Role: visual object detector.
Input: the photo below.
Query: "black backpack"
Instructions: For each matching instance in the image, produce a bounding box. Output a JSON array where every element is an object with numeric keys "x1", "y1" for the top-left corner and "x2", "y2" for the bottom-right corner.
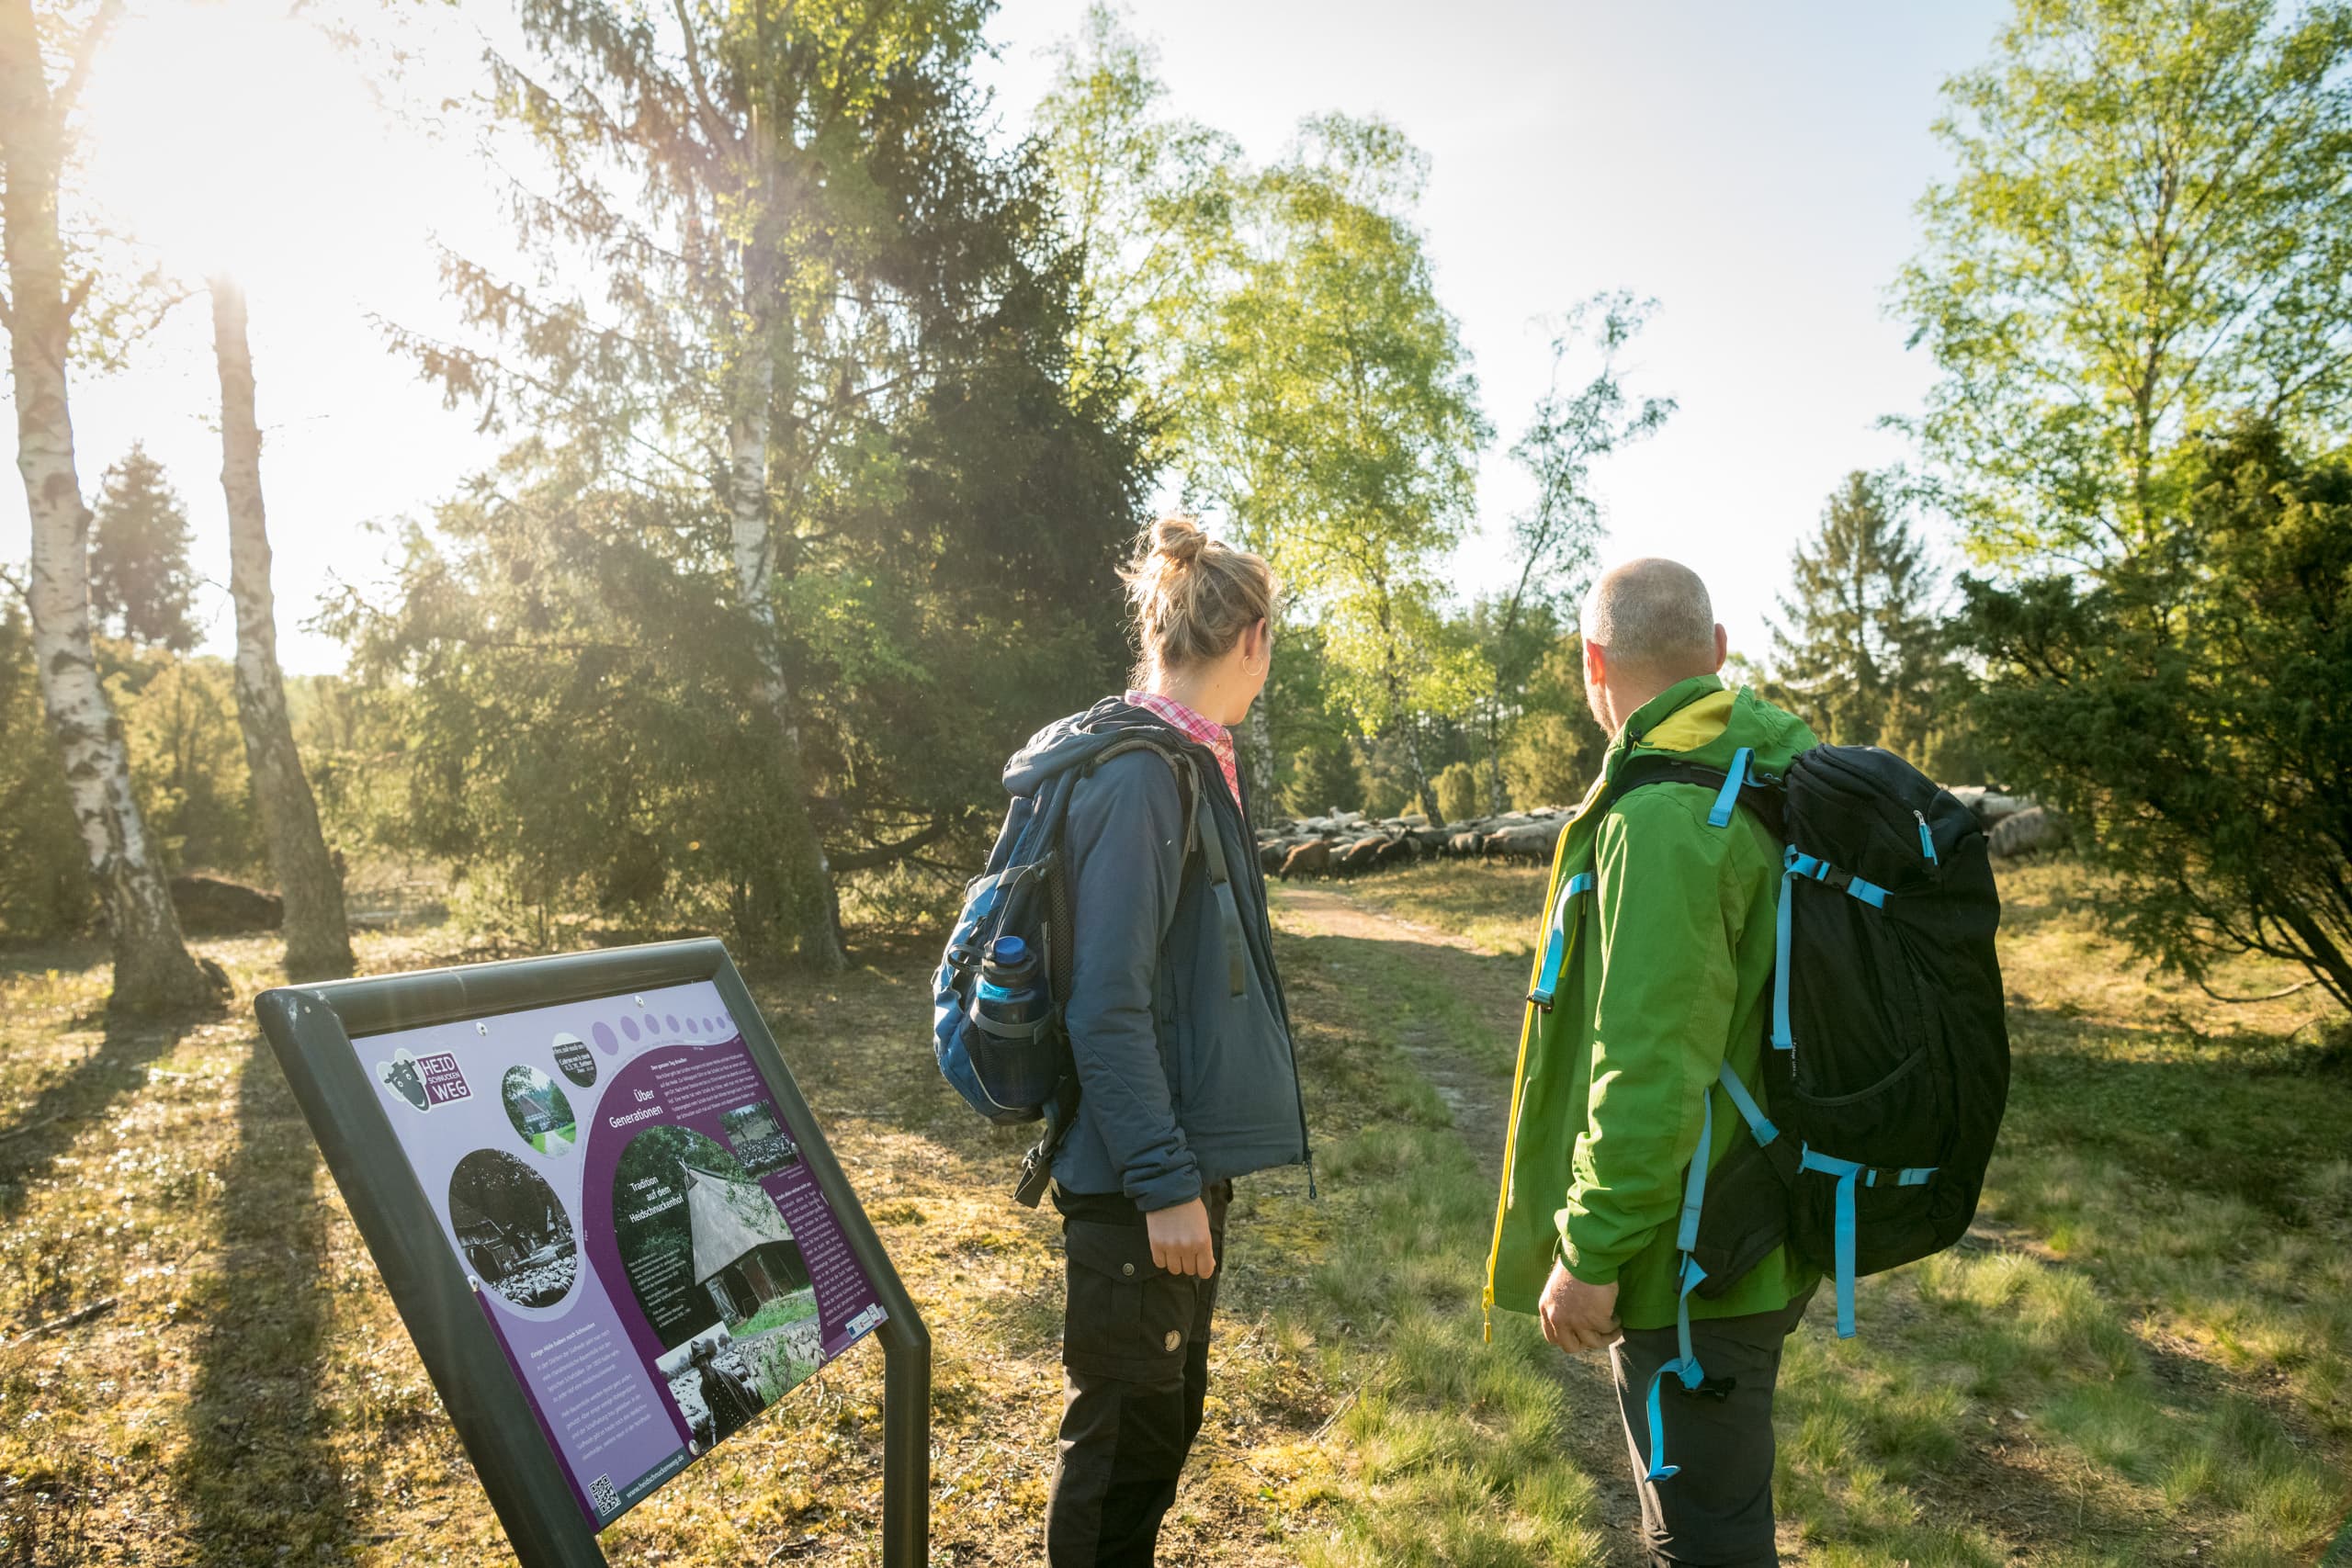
[{"x1": 1608, "y1": 743, "x2": 2009, "y2": 1478}]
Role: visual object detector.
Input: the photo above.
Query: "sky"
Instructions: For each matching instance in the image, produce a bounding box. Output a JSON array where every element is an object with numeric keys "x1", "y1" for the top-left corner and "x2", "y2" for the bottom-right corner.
[{"x1": 22, "y1": 0, "x2": 2011, "y2": 676}]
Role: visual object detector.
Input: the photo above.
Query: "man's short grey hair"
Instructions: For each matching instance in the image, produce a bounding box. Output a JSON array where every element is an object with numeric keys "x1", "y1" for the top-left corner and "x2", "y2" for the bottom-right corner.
[{"x1": 1581, "y1": 558, "x2": 1718, "y2": 677}]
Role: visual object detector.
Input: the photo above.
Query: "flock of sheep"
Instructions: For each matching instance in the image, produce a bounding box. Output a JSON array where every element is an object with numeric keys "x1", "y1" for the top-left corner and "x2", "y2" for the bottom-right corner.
[
  {"x1": 1256, "y1": 787, "x2": 2064, "y2": 882},
  {"x1": 1260, "y1": 807, "x2": 1572, "y2": 880}
]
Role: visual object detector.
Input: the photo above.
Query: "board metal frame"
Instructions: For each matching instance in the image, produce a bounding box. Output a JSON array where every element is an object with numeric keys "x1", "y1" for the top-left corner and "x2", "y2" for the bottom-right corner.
[{"x1": 254, "y1": 939, "x2": 930, "y2": 1567}]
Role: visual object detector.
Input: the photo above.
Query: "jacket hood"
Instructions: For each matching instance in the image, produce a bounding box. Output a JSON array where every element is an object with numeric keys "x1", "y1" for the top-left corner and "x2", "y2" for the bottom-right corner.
[
  {"x1": 1612, "y1": 676, "x2": 1816, "y2": 783},
  {"x1": 1002, "y1": 696, "x2": 1209, "y2": 798}
]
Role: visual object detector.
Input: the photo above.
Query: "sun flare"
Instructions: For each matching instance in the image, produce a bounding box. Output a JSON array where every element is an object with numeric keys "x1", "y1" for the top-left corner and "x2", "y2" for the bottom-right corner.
[{"x1": 78, "y1": 0, "x2": 429, "y2": 299}]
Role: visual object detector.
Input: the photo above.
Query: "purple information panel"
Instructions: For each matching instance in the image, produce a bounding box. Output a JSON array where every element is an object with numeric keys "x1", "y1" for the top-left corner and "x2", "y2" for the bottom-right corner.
[{"x1": 355, "y1": 979, "x2": 888, "y2": 1529}]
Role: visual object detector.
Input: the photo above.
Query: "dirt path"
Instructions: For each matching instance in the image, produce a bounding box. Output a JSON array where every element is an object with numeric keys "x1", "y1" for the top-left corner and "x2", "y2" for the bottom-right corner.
[
  {"x1": 1271, "y1": 882, "x2": 1654, "y2": 1563},
  {"x1": 1273, "y1": 885, "x2": 1514, "y2": 1149}
]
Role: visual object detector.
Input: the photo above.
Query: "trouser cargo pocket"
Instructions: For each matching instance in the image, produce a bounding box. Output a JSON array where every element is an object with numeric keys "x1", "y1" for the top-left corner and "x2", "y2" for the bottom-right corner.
[{"x1": 1061, "y1": 1220, "x2": 1201, "y2": 1391}]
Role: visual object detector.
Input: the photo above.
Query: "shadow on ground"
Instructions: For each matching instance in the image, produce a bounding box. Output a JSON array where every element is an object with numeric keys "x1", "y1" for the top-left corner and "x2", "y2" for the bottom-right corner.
[
  {"x1": 0, "y1": 1019, "x2": 191, "y2": 1234},
  {"x1": 171, "y1": 1043, "x2": 353, "y2": 1564}
]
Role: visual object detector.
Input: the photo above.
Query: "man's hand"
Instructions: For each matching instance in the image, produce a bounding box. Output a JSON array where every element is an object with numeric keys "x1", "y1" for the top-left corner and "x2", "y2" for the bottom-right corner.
[
  {"x1": 1538, "y1": 1261, "x2": 1620, "y2": 1354},
  {"x1": 1146, "y1": 1197, "x2": 1216, "y2": 1278}
]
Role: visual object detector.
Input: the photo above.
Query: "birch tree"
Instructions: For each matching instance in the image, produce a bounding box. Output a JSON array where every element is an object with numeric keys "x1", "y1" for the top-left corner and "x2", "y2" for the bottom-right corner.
[
  {"x1": 1185, "y1": 116, "x2": 1487, "y2": 806},
  {"x1": 209, "y1": 276, "x2": 353, "y2": 979},
  {"x1": 0, "y1": 0, "x2": 218, "y2": 1013},
  {"x1": 413, "y1": 0, "x2": 983, "y2": 969},
  {"x1": 1898, "y1": 0, "x2": 2352, "y2": 570}
]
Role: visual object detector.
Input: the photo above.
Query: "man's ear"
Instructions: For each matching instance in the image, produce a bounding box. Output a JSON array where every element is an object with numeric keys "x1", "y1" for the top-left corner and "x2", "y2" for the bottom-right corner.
[
  {"x1": 1711, "y1": 624, "x2": 1728, "y2": 672},
  {"x1": 1583, "y1": 637, "x2": 1607, "y2": 690}
]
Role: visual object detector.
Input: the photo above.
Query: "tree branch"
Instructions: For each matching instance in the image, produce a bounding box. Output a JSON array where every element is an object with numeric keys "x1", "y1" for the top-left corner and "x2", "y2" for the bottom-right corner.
[
  {"x1": 2193, "y1": 976, "x2": 2315, "y2": 1005},
  {"x1": 55, "y1": 0, "x2": 125, "y2": 124},
  {"x1": 826, "y1": 809, "x2": 978, "y2": 873},
  {"x1": 667, "y1": 0, "x2": 736, "y2": 153}
]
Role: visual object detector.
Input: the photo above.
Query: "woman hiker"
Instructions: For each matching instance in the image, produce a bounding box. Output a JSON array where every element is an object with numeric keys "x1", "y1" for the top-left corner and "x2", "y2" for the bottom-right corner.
[{"x1": 1005, "y1": 516, "x2": 1313, "y2": 1564}]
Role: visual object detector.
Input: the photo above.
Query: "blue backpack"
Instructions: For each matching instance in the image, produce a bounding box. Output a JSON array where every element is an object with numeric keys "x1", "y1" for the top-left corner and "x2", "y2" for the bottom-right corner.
[{"x1": 931, "y1": 706, "x2": 1245, "y2": 1206}]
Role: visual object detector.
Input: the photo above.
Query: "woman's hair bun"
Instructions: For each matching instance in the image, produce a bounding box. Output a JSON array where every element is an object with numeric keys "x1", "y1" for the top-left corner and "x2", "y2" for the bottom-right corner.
[
  {"x1": 1120, "y1": 514, "x2": 1276, "y2": 684},
  {"x1": 1152, "y1": 515, "x2": 1206, "y2": 567}
]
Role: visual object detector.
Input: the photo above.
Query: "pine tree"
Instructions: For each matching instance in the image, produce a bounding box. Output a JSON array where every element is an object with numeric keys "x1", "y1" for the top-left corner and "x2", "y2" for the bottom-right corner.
[
  {"x1": 1767, "y1": 470, "x2": 1947, "y2": 755},
  {"x1": 88, "y1": 445, "x2": 200, "y2": 651},
  {"x1": 1280, "y1": 742, "x2": 1357, "y2": 819}
]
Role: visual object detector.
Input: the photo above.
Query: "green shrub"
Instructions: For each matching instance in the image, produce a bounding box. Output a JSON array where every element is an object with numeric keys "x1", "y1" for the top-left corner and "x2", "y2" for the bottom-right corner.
[{"x1": 1433, "y1": 761, "x2": 1478, "y2": 826}]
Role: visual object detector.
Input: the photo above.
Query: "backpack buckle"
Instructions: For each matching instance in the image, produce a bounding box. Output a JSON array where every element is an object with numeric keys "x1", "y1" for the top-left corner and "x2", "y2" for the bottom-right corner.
[{"x1": 1013, "y1": 1142, "x2": 1053, "y2": 1209}]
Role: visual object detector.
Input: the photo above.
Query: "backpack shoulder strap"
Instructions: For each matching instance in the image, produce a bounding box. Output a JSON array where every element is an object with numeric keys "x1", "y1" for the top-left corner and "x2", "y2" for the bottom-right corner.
[
  {"x1": 1078, "y1": 737, "x2": 1247, "y2": 998},
  {"x1": 1611, "y1": 748, "x2": 1785, "y2": 840}
]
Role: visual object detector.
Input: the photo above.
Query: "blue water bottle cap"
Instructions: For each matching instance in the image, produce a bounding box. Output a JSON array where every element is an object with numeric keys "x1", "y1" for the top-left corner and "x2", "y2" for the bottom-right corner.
[{"x1": 989, "y1": 935, "x2": 1029, "y2": 964}]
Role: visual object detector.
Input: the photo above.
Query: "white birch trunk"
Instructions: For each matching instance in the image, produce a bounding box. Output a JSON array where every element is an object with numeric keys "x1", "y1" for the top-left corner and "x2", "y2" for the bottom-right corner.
[
  {"x1": 727, "y1": 219, "x2": 845, "y2": 971},
  {"x1": 211, "y1": 277, "x2": 353, "y2": 979},
  {"x1": 2, "y1": 0, "x2": 216, "y2": 1014}
]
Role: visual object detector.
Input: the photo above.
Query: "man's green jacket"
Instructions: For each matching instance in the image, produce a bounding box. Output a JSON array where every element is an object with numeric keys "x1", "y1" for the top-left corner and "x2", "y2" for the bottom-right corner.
[{"x1": 1486, "y1": 676, "x2": 1822, "y2": 1333}]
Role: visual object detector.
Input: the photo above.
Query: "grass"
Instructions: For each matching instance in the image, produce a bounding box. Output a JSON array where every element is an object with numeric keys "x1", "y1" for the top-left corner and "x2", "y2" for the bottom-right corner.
[
  {"x1": 1249, "y1": 904, "x2": 1614, "y2": 1566},
  {"x1": 1321, "y1": 856, "x2": 2352, "y2": 1566},
  {"x1": 1, "y1": 853, "x2": 2346, "y2": 1563},
  {"x1": 732, "y1": 1289, "x2": 821, "y2": 1339}
]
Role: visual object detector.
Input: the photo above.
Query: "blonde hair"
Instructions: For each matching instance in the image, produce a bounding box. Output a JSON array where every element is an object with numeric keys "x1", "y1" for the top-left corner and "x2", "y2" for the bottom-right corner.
[{"x1": 1120, "y1": 516, "x2": 1276, "y2": 685}]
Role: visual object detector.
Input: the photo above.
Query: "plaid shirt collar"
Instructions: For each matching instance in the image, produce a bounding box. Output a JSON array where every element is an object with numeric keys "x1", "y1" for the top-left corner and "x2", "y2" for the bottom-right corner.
[{"x1": 1124, "y1": 688, "x2": 1242, "y2": 809}]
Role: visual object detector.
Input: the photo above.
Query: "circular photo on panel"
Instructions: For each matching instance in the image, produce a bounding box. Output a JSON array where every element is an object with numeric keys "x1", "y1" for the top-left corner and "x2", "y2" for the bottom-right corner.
[
  {"x1": 502, "y1": 1064, "x2": 578, "y2": 1156},
  {"x1": 447, "y1": 1147, "x2": 578, "y2": 1308},
  {"x1": 551, "y1": 1032, "x2": 597, "y2": 1088}
]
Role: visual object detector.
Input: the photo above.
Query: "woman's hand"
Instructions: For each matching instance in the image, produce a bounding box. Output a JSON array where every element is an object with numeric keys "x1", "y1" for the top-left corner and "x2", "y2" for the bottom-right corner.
[{"x1": 1145, "y1": 1197, "x2": 1216, "y2": 1278}]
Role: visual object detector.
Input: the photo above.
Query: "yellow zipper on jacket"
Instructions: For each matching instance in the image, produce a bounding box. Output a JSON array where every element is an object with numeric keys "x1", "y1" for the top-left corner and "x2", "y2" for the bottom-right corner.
[
  {"x1": 1483, "y1": 771, "x2": 1607, "y2": 1341},
  {"x1": 1480, "y1": 689, "x2": 1739, "y2": 1340}
]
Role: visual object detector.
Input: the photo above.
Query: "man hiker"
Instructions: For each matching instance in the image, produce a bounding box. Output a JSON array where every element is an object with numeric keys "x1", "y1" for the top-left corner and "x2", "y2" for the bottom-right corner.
[{"x1": 1485, "y1": 558, "x2": 1820, "y2": 1566}]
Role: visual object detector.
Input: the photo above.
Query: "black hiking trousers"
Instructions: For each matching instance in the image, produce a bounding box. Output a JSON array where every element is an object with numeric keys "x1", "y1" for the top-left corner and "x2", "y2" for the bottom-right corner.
[
  {"x1": 1046, "y1": 1180, "x2": 1231, "y2": 1566},
  {"x1": 1610, "y1": 1288, "x2": 1815, "y2": 1568}
]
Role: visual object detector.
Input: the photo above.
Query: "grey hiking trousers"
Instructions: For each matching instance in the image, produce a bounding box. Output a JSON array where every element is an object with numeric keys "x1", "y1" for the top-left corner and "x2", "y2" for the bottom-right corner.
[{"x1": 1609, "y1": 1288, "x2": 1815, "y2": 1567}]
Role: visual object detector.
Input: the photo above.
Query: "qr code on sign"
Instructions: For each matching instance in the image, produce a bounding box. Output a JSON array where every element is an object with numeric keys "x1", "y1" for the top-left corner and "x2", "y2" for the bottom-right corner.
[{"x1": 589, "y1": 1474, "x2": 622, "y2": 1517}]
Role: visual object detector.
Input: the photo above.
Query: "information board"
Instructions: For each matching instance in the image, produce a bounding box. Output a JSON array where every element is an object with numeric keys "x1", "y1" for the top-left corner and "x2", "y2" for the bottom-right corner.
[
  {"x1": 357, "y1": 979, "x2": 887, "y2": 1528},
  {"x1": 255, "y1": 941, "x2": 929, "y2": 1567}
]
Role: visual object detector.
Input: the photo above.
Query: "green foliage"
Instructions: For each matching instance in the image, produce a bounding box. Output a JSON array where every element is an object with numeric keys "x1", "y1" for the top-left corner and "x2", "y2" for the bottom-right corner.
[
  {"x1": 111, "y1": 649, "x2": 264, "y2": 878},
  {"x1": 1498, "y1": 636, "x2": 1606, "y2": 810},
  {"x1": 0, "y1": 619, "x2": 284, "y2": 940},
  {"x1": 87, "y1": 443, "x2": 199, "y2": 652},
  {"x1": 1959, "y1": 421, "x2": 2352, "y2": 1007},
  {"x1": 1353, "y1": 736, "x2": 1419, "y2": 820},
  {"x1": 1033, "y1": 4, "x2": 1238, "y2": 421},
  {"x1": 355, "y1": 0, "x2": 1152, "y2": 954},
  {"x1": 1282, "y1": 740, "x2": 1359, "y2": 819},
  {"x1": 1764, "y1": 469, "x2": 1955, "y2": 758},
  {"x1": 1481, "y1": 297, "x2": 1670, "y2": 695},
  {"x1": 1898, "y1": 0, "x2": 2352, "y2": 569},
  {"x1": 1180, "y1": 114, "x2": 1489, "y2": 776},
  {"x1": 1503, "y1": 712, "x2": 1599, "y2": 813},
  {"x1": 0, "y1": 607, "x2": 89, "y2": 941},
  {"x1": 1432, "y1": 761, "x2": 1478, "y2": 828}
]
